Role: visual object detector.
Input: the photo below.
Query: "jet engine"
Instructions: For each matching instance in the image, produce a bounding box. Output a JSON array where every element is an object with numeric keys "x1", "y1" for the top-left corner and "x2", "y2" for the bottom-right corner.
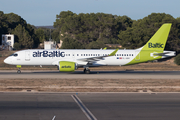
[{"x1": 58, "y1": 61, "x2": 77, "y2": 72}]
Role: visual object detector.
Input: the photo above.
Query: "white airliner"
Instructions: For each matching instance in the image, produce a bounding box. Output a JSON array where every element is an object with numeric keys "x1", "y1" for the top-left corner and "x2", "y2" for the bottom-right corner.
[{"x1": 4, "y1": 23, "x2": 176, "y2": 73}]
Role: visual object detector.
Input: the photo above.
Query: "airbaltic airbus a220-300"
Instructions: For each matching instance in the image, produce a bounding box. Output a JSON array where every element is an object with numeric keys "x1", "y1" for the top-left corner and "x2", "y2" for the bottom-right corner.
[{"x1": 4, "y1": 23, "x2": 176, "y2": 73}]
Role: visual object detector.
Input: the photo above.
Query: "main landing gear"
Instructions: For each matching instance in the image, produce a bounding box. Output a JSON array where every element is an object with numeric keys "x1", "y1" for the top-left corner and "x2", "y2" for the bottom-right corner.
[{"x1": 84, "y1": 67, "x2": 90, "y2": 74}]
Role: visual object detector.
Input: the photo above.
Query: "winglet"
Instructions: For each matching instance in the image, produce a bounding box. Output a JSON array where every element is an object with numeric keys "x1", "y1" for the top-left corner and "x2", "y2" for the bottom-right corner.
[
  {"x1": 103, "y1": 47, "x2": 107, "y2": 50},
  {"x1": 109, "y1": 49, "x2": 118, "y2": 56}
]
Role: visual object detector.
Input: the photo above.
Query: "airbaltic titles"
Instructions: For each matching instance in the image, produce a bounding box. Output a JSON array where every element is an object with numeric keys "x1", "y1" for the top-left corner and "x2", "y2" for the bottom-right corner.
[
  {"x1": 148, "y1": 42, "x2": 164, "y2": 48},
  {"x1": 33, "y1": 51, "x2": 65, "y2": 57}
]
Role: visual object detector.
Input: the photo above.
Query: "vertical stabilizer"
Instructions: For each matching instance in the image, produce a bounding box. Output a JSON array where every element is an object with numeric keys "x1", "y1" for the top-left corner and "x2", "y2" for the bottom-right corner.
[
  {"x1": 141, "y1": 23, "x2": 172, "y2": 51},
  {"x1": 126, "y1": 23, "x2": 172, "y2": 65}
]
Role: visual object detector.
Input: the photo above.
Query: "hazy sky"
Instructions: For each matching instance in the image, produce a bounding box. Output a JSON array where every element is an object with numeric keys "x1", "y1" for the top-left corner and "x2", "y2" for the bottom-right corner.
[{"x1": 1, "y1": 0, "x2": 180, "y2": 26}]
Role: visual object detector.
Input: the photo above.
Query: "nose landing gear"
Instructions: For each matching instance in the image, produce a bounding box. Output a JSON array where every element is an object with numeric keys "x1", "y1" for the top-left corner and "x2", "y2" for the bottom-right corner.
[
  {"x1": 17, "y1": 68, "x2": 21, "y2": 74},
  {"x1": 16, "y1": 65, "x2": 21, "y2": 74}
]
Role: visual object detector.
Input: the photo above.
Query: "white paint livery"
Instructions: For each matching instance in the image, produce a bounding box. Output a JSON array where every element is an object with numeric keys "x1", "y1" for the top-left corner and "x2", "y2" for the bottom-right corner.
[{"x1": 4, "y1": 49, "x2": 136, "y2": 66}]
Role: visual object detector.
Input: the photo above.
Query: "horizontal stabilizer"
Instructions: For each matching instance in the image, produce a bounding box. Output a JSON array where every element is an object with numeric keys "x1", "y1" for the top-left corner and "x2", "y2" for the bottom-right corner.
[
  {"x1": 153, "y1": 52, "x2": 171, "y2": 56},
  {"x1": 154, "y1": 51, "x2": 176, "y2": 57}
]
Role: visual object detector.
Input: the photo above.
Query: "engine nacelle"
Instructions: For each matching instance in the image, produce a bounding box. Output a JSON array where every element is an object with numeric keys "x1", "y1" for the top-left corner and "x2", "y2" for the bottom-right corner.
[{"x1": 59, "y1": 61, "x2": 77, "y2": 72}]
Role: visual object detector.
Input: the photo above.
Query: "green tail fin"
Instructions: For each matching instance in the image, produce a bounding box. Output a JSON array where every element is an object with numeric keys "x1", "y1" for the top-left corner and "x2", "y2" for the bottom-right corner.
[{"x1": 141, "y1": 23, "x2": 172, "y2": 51}]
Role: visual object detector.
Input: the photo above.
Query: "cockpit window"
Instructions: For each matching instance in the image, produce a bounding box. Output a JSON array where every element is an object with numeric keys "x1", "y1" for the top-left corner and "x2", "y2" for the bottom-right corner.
[
  {"x1": 14, "y1": 54, "x2": 18, "y2": 57},
  {"x1": 10, "y1": 53, "x2": 18, "y2": 57}
]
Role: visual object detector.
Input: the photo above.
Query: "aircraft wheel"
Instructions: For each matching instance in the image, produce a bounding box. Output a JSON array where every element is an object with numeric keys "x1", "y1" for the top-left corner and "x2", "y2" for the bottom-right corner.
[
  {"x1": 84, "y1": 69, "x2": 90, "y2": 74},
  {"x1": 17, "y1": 70, "x2": 21, "y2": 74}
]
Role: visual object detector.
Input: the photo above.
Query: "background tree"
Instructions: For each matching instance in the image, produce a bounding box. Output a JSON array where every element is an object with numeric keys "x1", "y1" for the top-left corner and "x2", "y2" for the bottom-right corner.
[
  {"x1": 0, "y1": 11, "x2": 8, "y2": 44},
  {"x1": 5, "y1": 12, "x2": 27, "y2": 33},
  {"x1": 118, "y1": 13, "x2": 180, "y2": 51},
  {"x1": 1, "y1": 11, "x2": 180, "y2": 51},
  {"x1": 61, "y1": 37, "x2": 82, "y2": 49},
  {"x1": 174, "y1": 54, "x2": 180, "y2": 65},
  {"x1": 51, "y1": 29, "x2": 60, "y2": 43},
  {"x1": 12, "y1": 24, "x2": 34, "y2": 48},
  {"x1": 13, "y1": 42, "x2": 21, "y2": 50},
  {"x1": 35, "y1": 28, "x2": 46, "y2": 43},
  {"x1": 0, "y1": 11, "x2": 37, "y2": 49},
  {"x1": 54, "y1": 11, "x2": 132, "y2": 49}
]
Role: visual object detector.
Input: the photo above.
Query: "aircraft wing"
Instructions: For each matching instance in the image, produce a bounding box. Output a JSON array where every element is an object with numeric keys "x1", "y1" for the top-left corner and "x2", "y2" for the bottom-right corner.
[{"x1": 77, "y1": 49, "x2": 118, "y2": 62}]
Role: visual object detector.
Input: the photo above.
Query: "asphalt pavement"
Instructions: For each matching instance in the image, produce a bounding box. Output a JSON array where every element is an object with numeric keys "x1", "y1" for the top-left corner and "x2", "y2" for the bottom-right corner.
[
  {"x1": 0, "y1": 92, "x2": 180, "y2": 120},
  {"x1": 0, "y1": 70, "x2": 180, "y2": 79}
]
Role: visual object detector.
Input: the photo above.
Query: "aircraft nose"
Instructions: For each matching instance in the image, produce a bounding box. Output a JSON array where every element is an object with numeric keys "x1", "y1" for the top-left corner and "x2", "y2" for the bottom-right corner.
[{"x1": 4, "y1": 57, "x2": 11, "y2": 64}]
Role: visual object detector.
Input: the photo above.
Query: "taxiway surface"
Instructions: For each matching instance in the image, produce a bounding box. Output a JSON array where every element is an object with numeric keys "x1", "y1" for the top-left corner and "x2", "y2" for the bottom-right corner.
[
  {"x1": 0, "y1": 92, "x2": 180, "y2": 120},
  {"x1": 0, "y1": 70, "x2": 180, "y2": 79}
]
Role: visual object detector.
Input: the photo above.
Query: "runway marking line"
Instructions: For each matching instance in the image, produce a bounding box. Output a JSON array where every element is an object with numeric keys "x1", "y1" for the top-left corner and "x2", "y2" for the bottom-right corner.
[
  {"x1": 52, "y1": 116, "x2": 56, "y2": 120},
  {"x1": 71, "y1": 95, "x2": 97, "y2": 120}
]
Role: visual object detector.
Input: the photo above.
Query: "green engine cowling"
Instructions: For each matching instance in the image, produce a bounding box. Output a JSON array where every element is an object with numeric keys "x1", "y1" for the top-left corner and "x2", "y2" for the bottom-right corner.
[{"x1": 59, "y1": 61, "x2": 77, "y2": 72}]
